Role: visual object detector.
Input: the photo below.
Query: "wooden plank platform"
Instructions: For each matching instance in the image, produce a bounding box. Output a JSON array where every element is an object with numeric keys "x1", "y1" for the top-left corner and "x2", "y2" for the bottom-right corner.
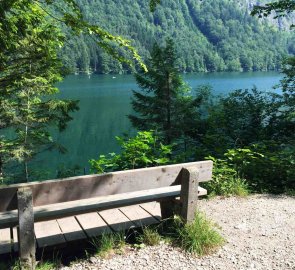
[
  {"x1": 120, "y1": 205, "x2": 159, "y2": 227},
  {"x1": 99, "y1": 208, "x2": 135, "y2": 232},
  {"x1": 57, "y1": 217, "x2": 86, "y2": 242},
  {"x1": 34, "y1": 220, "x2": 66, "y2": 248},
  {"x1": 76, "y1": 212, "x2": 112, "y2": 237},
  {"x1": 0, "y1": 202, "x2": 161, "y2": 255}
]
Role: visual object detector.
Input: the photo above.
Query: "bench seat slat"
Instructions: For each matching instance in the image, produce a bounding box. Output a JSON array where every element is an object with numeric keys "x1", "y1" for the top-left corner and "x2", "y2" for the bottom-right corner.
[
  {"x1": 0, "y1": 186, "x2": 207, "y2": 229},
  {"x1": 57, "y1": 217, "x2": 86, "y2": 242},
  {"x1": 76, "y1": 212, "x2": 112, "y2": 237},
  {"x1": 120, "y1": 205, "x2": 159, "y2": 227},
  {"x1": 99, "y1": 209, "x2": 134, "y2": 232},
  {"x1": 34, "y1": 220, "x2": 66, "y2": 248}
]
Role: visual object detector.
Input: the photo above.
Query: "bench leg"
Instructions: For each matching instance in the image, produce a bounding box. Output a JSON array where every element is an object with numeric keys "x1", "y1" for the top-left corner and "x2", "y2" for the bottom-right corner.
[
  {"x1": 160, "y1": 200, "x2": 176, "y2": 220},
  {"x1": 17, "y1": 188, "x2": 36, "y2": 270},
  {"x1": 180, "y1": 167, "x2": 199, "y2": 223}
]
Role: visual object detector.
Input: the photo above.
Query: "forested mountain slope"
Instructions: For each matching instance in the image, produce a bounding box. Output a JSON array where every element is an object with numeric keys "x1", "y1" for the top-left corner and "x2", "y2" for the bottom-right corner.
[{"x1": 61, "y1": 0, "x2": 295, "y2": 74}]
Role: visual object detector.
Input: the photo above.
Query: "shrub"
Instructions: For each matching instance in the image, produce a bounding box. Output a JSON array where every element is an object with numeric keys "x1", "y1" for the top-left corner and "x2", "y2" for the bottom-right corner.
[
  {"x1": 90, "y1": 131, "x2": 172, "y2": 173},
  {"x1": 204, "y1": 157, "x2": 249, "y2": 197},
  {"x1": 225, "y1": 142, "x2": 295, "y2": 193}
]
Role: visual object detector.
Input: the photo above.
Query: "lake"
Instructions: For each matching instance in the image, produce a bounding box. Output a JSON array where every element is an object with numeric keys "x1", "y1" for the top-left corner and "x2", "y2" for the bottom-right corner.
[{"x1": 34, "y1": 71, "x2": 282, "y2": 179}]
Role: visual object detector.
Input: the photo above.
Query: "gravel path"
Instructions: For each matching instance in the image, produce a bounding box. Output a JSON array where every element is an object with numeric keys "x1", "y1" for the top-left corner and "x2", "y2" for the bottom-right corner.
[{"x1": 61, "y1": 195, "x2": 295, "y2": 270}]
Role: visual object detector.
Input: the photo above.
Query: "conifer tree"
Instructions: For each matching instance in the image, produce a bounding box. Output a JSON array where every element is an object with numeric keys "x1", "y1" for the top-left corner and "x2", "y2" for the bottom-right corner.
[{"x1": 129, "y1": 39, "x2": 201, "y2": 148}]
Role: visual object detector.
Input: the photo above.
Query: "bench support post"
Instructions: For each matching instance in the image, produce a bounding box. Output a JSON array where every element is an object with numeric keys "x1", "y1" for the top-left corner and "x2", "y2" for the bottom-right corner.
[
  {"x1": 159, "y1": 200, "x2": 176, "y2": 220},
  {"x1": 180, "y1": 167, "x2": 199, "y2": 223},
  {"x1": 17, "y1": 188, "x2": 36, "y2": 270}
]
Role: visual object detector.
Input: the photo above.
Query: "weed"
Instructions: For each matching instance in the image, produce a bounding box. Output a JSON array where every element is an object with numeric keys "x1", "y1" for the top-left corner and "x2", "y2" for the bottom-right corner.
[
  {"x1": 136, "y1": 226, "x2": 162, "y2": 246},
  {"x1": 171, "y1": 212, "x2": 225, "y2": 256},
  {"x1": 36, "y1": 261, "x2": 58, "y2": 270},
  {"x1": 90, "y1": 232, "x2": 126, "y2": 258}
]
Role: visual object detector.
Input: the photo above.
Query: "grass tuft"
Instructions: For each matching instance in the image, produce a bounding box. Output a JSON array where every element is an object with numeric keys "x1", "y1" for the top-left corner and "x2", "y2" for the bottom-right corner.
[
  {"x1": 8, "y1": 260, "x2": 59, "y2": 270},
  {"x1": 36, "y1": 261, "x2": 58, "y2": 270},
  {"x1": 173, "y1": 211, "x2": 225, "y2": 256},
  {"x1": 90, "y1": 232, "x2": 126, "y2": 258},
  {"x1": 136, "y1": 226, "x2": 162, "y2": 246}
]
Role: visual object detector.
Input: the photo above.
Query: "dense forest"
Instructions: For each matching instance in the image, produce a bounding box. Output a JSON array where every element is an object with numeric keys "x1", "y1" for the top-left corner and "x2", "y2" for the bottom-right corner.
[{"x1": 61, "y1": 0, "x2": 295, "y2": 74}]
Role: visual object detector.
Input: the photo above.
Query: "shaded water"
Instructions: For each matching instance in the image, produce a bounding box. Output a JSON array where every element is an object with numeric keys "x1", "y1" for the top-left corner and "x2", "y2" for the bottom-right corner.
[{"x1": 33, "y1": 72, "x2": 282, "y2": 178}]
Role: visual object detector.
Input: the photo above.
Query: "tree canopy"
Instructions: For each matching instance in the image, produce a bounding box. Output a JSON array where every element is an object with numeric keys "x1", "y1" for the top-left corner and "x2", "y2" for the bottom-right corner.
[
  {"x1": 0, "y1": 1, "x2": 80, "y2": 182},
  {"x1": 57, "y1": 0, "x2": 294, "y2": 74},
  {"x1": 252, "y1": 0, "x2": 295, "y2": 21},
  {"x1": 129, "y1": 39, "x2": 200, "y2": 146}
]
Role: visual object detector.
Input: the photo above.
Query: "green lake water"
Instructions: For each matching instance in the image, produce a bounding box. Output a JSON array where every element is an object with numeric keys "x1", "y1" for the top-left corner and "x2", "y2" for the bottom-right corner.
[{"x1": 34, "y1": 71, "x2": 282, "y2": 178}]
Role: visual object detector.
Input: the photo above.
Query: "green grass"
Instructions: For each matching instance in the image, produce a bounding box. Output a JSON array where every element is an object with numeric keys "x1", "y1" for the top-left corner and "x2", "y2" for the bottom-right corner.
[
  {"x1": 36, "y1": 261, "x2": 59, "y2": 270},
  {"x1": 136, "y1": 226, "x2": 162, "y2": 246},
  {"x1": 8, "y1": 258, "x2": 60, "y2": 270},
  {"x1": 135, "y1": 211, "x2": 225, "y2": 257},
  {"x1": 90, "y1": 232, "x2": 126, "y2": 258},
  {"x1": 172, "y1": 212, "x2": 225, "y2": 256}
]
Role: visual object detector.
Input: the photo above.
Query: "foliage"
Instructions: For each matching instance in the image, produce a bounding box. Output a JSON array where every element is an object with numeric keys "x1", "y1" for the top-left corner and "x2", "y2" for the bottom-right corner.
[
  {"x1": 170, "y1": 213, "x2": 224, "y2": 256},
  {"x1": 60, "y1": 0, "x2": 293, "y2": 74},
  {"x1": 204, "y1": 157, "x2": 249, "y2": 197},
  {"x1": 285, "y1": 189, "x2": 295, "y2": 196},
  {"x1": 150, "y1": 0, "x2": 161, "y2": 12},
  {"x1": 56, "y1": 164, "x2": 82, "y2": 178},
  {"x1": 252, "y1": 0, "x2": 295, "y2": 138},
  {"x1": 137, "y1": 226, "x2": 162, "y2": 246},
  {"x1": 7, "y1": 258, "x2": 60, "y2": 270},
  {"x1": 252, "y1": 0, "x2": 295, "y2": 27},
  {"x1": 35, "y1": 261, "x2": 60, "y2": 270},
  {"x1": 129, "y1": 38, "x2": 203, "y2": 157},
  {"x1": 90, "y1": 131, "x2": 172, "y2": 173},
  {"x1": 224, "y1": 143, "x2": 295, "y2": 193},
  {"x1": 90, "y1": 232, "x2": 126, "y2": 258},
  {"x1": 0, "y1": 1, "x2": 79, "y2": 182},
  {"x1": 198, "y1": 87, "x2": 287, "y2": 158},
  {"x1": 280, "y1": 56, "x2": 295, "y2": 124},
  {"x1": 0, "y1": 0, "x2": 147, "y2": 73}
]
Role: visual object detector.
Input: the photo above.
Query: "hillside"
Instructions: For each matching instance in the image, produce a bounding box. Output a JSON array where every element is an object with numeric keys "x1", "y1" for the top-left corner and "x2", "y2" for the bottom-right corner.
[{"x1": 61, "y1": 0, "x2": 295, "y2": 74}]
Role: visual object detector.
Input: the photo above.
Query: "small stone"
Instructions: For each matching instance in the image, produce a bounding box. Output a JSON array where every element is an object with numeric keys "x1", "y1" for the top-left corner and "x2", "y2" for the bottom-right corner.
[{"x1": 89, "y1": 257, "x2": 97, "y2": 264}]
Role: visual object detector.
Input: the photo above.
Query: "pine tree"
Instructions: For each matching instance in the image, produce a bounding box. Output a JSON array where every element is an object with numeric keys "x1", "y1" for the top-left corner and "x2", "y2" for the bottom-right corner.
[{"x1": 129, "y1": 38, "x2": 200, "y2": 148}]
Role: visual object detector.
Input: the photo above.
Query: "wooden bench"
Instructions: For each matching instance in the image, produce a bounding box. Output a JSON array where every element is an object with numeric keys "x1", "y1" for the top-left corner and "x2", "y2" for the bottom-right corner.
[{"x1": 0, "y1": 160, "x2": 213, "y2": 269}]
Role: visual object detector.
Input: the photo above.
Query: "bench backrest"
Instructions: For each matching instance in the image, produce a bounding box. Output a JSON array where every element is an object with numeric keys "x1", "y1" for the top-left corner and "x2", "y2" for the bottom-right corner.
[{"x1": 0, "y1": 161, "x2": 213, "y2": 212}]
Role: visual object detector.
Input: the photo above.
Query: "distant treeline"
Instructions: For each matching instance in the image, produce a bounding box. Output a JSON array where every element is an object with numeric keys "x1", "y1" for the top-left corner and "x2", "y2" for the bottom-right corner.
[{"x1": 60, "y1": 0, "x2": 295, "y2": 74}]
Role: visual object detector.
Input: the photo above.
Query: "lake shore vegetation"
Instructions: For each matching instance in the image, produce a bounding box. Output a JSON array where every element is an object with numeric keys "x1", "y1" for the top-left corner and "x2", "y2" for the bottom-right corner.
[{"x1": 92, "y1": 36, "x2": 294, "y2": 195}]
